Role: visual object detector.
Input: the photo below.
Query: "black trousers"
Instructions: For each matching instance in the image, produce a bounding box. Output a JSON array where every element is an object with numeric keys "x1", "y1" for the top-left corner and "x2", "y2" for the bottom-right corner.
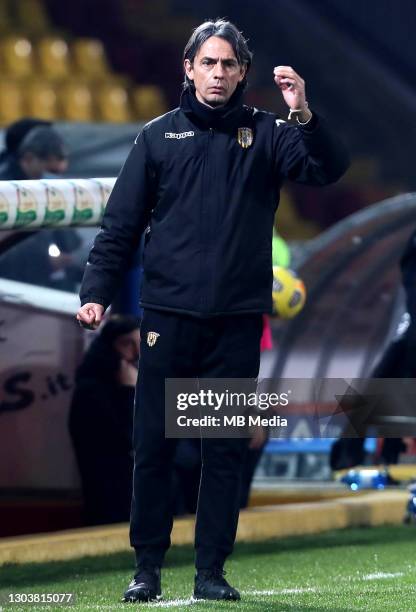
[{"x1": 130, "y1": 308, "x2": 263, "y2": 570}]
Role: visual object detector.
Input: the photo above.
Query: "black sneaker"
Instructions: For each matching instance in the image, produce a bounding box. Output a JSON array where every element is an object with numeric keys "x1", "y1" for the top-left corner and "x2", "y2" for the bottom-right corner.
[
  {"x1": 122, "y1": 566, "x2": 162, "y2": 603},
  {"x1": 193, "y1": 568, "x2": 240, "y2": 601}
]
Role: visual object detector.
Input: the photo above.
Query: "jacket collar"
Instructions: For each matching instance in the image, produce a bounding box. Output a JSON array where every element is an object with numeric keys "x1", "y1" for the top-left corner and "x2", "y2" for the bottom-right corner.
[{"x1": 180, "y1": 86, "x2": 245, "y2": 130}]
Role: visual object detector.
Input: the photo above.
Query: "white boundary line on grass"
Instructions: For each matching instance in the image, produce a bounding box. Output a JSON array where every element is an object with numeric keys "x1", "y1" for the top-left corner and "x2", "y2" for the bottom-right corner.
[
  {"x1": 362, "y1": 572, "x2": 404, "y2": 580},
  {"x1": 146, "y1": 587, "x2": 318, "y2": 607},
  {"x1": 147, "y1": 598, "x2": 196, "y2": 608},
  {"x1": 244, "y1": 587, "x2": 317, "y2": 595}
]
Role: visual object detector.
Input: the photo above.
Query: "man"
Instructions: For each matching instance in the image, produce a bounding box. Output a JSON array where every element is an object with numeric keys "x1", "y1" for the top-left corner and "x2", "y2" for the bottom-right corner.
[
  {"x1": 0, "y1": 123, "x2": 68, "y2": 181},
  {"x1": 77, "y1": 20, "x2": 349, "y2": 603}
]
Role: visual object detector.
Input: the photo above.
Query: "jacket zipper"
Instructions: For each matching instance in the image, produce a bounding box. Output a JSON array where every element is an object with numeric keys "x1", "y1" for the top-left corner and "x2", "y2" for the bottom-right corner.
[{"x1": 200, "y1": 128, "x2": 214, "y2": 311}]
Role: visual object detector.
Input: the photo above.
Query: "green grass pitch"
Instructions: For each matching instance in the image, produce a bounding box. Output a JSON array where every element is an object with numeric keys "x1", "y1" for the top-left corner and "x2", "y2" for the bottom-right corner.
[{"x1": 1, "y1": 526, "x2": 416, "y2": 611}]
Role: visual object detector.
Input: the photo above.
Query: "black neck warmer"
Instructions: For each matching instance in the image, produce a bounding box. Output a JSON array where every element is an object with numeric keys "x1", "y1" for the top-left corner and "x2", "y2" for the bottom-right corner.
[{"x1": 180, "y1": 85, "x2": 245, "y2": 129}]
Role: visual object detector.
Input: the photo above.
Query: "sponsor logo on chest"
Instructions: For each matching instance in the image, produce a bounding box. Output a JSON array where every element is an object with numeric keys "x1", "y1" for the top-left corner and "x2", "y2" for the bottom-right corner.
[{"x1": 165, "y1": 131, "x2": 195, "y2": 139}]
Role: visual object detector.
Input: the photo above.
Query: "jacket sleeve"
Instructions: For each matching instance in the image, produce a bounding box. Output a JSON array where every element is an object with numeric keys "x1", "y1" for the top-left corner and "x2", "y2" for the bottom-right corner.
[
  {"x1": 272, "y1": 114, "x2": 350, "y2": 186},
  {"x1": 79, "y1": 129, "x2": 155, "y2": 309}
]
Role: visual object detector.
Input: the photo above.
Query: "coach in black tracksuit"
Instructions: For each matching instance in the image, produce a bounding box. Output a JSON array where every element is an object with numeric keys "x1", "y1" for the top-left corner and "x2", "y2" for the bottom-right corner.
[{"x1": 77, "y1": 20, "x2": 349, "y2": 603}]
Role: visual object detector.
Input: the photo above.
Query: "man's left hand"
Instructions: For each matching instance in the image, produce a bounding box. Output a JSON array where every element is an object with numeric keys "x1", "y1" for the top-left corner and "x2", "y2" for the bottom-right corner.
[{"x1": 273, "y1": 65, "x2": 311, "y2": 121}]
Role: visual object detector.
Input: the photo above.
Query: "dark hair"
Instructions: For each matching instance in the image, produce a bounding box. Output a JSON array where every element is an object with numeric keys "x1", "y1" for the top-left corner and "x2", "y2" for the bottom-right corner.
[
  {"x1": 0, "y1": 117, "x2": 52, "y2": 164},
  {"x1": 17, "y1": 125, "x2": 67, "y2": 161},
  {"x1": 6, "y1": 118, "x2": 52, "y2": 154},
  {"x1": 183, "y1": 19, "x2": 253, "y2": 91},
  {"x1": 76, "y1": 315, "x2": 140, "y2": 383}
]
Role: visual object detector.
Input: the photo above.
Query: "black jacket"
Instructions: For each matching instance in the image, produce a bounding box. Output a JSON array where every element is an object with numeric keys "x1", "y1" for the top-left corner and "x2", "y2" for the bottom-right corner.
[{"x1": 80, "y1": 88, "x2": 349, "y2": 316}]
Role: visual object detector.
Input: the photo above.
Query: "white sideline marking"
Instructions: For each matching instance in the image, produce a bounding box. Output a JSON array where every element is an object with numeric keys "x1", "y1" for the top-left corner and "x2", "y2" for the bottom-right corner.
[
  {"x1": 280, "y1": 587, "x2": 317, "y2": 594},
  {"x1": 362, "y1": 572, "x2": 404, "y2": 580},
  {"x1": 246, "y1": 587, "x2": 317, "y2": 596},
  {"x1": 146, "y1": 588, "x2": 318, "y2": 606},
  {"x1": 148, "y1": 598, "x2": 196, "y2": 608}
]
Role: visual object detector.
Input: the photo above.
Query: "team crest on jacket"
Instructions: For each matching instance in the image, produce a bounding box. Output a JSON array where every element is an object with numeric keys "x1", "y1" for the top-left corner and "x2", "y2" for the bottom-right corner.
[
  {"x1": 147, "y1": 331, "x2": 160, "y2": 347},
  {"x1": 237, "y1": 127, "x2": 253, "y2": 149}
]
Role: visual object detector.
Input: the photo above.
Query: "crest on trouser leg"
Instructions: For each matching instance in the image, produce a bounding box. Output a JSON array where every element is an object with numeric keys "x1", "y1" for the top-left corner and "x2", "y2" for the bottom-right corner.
[{"x1": 147, "y1": 331, "x2": 160, "y2": 347}]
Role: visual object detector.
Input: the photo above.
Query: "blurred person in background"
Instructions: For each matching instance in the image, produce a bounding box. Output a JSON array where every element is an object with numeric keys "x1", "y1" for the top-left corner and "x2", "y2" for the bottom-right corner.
[
  {"x1": 77, "y1": 19, "x2": 349, "y2": 603},
  {"x1": 0, "y1": 119, "x2": 82, "y2": 289},
  {"x1": 0, "y1": 122, "x2": 68, "y2": 180},
  {"x1": 68, "y1": 315, "x2": 140, "y2": 525},
  {"x1": 0, "y1": 118, "x2": 51, "y2": 174}
]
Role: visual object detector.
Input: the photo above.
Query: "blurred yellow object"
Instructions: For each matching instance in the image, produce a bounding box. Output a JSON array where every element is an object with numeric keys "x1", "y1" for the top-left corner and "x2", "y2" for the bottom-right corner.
[
  {"x1": 0, "y1": 80, "x2": 24, "y2": 124},
  {"x1": 58, "y1": 81, "x2": 93, "y2": 122},
  {"x1": 16, "y1": 0, "x2": 50, "y2": 33},
  {"x1": 25, "y1": 81, "x2": 57, "y2": 120},
  {"x1": 95, "y1": 84, "x2": 132, "y2": 122},
  {"x1": 0, "y1": 36, "x2": 33, "y2": 78},
  {"x1": 132, "y1": 85, "x2": 167, "y2": 120},
  {"x1": 72, "y1": 38, "x2": 111, "y2": 79},
  {"x1": 272, "y1": 266, "x2": 306, "y2": 319},
  {"x1": 37, "y1": 37, "x2": 71, "y2": 80}
]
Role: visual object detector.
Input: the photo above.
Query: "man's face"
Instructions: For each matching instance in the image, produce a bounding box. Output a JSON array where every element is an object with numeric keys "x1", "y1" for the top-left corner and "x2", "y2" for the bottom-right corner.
[{"x1": 184, "y1": 36, "x2": 246, "y2": 107}]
